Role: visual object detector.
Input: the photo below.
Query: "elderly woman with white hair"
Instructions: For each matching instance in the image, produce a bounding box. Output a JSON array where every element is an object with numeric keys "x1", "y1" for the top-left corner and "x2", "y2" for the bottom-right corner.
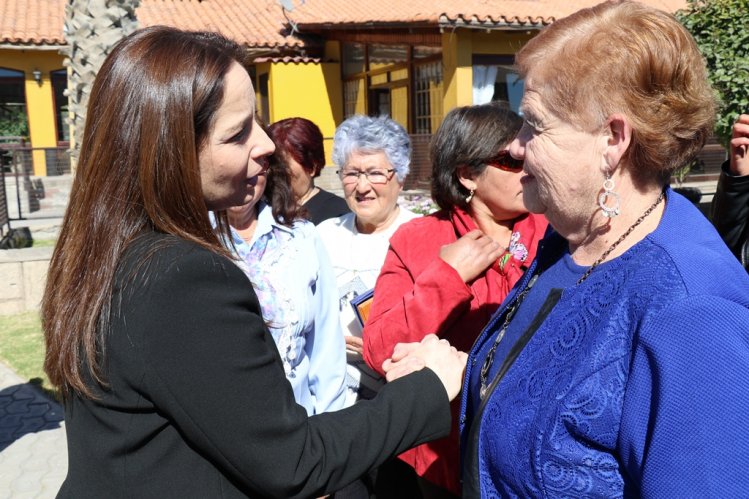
[{"x1": 317, "y1": 115, "x2": 418, "y2": 407}]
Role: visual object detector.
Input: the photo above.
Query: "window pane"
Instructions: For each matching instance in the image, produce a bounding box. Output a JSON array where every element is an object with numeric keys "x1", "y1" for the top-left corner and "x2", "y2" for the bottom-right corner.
[
  {"x1": 0, "y1": 67, "x2": 28, "y2": 140},
  {"x1": 342, "y1": 43, "x2": 365, "y2": 76},
  {"x1": 368, "y1": 44, "x2": 408, "y2": 67},
  {"x1": 344, "y1": 78, "x2": 364, "y2": 118},
  {"x1": 492, "y1": 66, "x2": 524, "y2": 113},
  {"x1": 414, "y1": 45, "x2": 441, "y2": 59},
  {"x1": 51, "y1": 69, "x2": 69, "y2": 143},
  {"x1": 413, "y1": 61, "x2": 443, "y2": 134}
]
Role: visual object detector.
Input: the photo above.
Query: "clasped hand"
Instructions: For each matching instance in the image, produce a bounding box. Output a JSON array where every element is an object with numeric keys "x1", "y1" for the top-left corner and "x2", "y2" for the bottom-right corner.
[
  {"x1": 439, "y1": 229, "x2": 505, "y2": 283},
  {"x1": 382, "y1": 334, "x2": 467, "y2": 401}
]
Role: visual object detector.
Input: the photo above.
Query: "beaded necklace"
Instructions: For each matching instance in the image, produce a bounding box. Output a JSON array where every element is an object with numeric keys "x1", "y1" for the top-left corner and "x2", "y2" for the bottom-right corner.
[{"x1": 478, "y1": 191, "x2": 665, "y2": 400}]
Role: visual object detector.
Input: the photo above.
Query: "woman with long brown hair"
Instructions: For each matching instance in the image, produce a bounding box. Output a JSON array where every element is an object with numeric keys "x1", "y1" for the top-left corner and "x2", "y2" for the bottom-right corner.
[{"x1": 42, "y1": 26, "x2": 466, "y2": 498}]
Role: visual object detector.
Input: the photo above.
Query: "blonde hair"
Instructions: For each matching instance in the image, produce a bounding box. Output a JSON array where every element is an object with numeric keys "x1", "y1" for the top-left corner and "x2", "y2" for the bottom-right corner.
[{"x1": 516, "y1": 0, "x2": 716, "y2": 184}]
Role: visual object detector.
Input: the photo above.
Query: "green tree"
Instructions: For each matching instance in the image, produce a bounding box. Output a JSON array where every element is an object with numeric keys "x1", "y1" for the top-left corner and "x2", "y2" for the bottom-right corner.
[
  {"x1": 0, "y1": 105, "x2": 29, "y2": 138},
  {"x1": 677, "y1": 0, "x2": 749, "y2": 147}
]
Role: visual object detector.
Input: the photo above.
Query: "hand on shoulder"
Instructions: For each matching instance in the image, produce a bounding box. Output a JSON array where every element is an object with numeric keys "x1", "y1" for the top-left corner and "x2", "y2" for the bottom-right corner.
[{"x1": 439, "y1": 229, "x2": 504, "y2": 283}]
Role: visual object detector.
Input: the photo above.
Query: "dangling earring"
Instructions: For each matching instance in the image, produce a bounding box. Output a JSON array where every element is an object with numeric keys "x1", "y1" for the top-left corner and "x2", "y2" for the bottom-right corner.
[
  {"x1": 465, "y1": 189, "x2": 475, "y2": 204},
  {"x1": 598, "y1": 172, "x2": 621, "y2": 218}
]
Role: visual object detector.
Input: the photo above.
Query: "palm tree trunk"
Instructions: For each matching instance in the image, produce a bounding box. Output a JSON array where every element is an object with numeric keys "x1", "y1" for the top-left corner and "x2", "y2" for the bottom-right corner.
[{"x1": 63, "y1": 0, "x2": 140, "y2": 168}]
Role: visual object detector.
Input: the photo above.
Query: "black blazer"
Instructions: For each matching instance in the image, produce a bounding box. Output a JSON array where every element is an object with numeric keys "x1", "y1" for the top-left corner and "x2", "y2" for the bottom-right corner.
[
  {"x1": 711, "y1": 161, "x2": 749, "y2": 270},
  {"x1": 59, "y1": 231, "x2": 450, "y2": 498}
]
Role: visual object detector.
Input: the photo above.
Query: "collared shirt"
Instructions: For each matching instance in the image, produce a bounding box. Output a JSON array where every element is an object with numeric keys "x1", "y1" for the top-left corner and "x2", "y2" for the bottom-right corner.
[{"x1": 229, "y1": 203, "x2": 347, "y2": 415}]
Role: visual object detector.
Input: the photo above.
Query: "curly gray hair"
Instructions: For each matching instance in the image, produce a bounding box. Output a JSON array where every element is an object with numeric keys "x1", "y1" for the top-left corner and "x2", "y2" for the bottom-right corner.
[{"x1": 332, "y1": 115, "x2": 411, "y2": 183}]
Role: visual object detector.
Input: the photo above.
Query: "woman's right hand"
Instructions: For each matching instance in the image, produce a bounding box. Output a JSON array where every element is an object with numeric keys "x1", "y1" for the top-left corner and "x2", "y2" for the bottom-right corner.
[
  {"x1": 439, "y1": 229, "x2": 505, "y2": 283},
  {"x1": 382, "y1": 335, "x2": 467, "y2": 401},
  {"x1": 730, "y1": 114, "x2": 749, "y2": 177}
]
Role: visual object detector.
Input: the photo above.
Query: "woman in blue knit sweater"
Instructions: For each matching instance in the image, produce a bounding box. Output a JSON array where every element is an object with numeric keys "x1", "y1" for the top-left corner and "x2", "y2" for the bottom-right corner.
[{"x1": 453, "y1": 2, "x2": 749, "y2": 496}]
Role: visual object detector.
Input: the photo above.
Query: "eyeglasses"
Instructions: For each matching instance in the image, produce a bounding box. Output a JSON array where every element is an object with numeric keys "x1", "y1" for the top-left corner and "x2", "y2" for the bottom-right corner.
[
  {"x1": 337, "y1": 169, "x2": 395, "y2": 185},
  {"x1": 486, "y1": 151, "x2": 524, "y2": 172}
]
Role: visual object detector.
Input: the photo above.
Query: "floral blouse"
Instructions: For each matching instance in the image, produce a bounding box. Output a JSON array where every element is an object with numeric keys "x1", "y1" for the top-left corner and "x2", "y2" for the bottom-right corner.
[{"x1": 228, "y1": 203, "x2": 347, "y2": 415}]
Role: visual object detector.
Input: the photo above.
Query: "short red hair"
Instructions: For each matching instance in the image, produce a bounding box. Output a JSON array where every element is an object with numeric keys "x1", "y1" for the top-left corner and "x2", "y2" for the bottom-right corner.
[{"x1": 268, "y1": 117, "x2": 326, "y2": 177}]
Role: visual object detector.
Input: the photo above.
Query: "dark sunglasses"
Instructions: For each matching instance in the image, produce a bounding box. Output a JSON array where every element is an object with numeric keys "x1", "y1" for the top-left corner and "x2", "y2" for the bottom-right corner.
[{"x1": 486, "y1": 151, "x2": 524, "y2": 172}]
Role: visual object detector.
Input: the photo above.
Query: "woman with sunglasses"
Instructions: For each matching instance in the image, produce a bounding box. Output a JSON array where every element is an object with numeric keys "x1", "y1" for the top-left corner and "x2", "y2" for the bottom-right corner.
[{"x1": 361, "y1": 104, "x2": 548, "y2": 497}]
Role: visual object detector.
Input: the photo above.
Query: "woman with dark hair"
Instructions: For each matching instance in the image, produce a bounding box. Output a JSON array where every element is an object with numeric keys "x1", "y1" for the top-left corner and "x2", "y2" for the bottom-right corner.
[
  {"x1": 41, "y1": 26, "x2": 466, "y2": 498},
  {"x1": 361, "y1": 103, "x2": 548, "y2": 497},
  {"x1": 268, "y1": 117, "x2": 350, "y2": 224},
  {"x1": 225, "y1": 136, "x2": 346, "y2": 416}
]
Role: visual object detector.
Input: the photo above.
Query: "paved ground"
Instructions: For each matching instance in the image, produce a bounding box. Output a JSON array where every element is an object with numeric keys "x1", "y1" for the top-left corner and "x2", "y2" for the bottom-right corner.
[
  {"x1": 0, "y1": 359, "x2": 66, "y2": 499},
  {"x1": 1, "y1": 207, "x2": 67, "y2": 497}
]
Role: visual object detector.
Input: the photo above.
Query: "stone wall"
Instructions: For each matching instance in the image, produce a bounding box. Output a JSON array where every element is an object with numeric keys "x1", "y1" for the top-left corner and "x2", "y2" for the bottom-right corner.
[{"x1": 0, "y1": 247, "x2": 52, "y2": 315}]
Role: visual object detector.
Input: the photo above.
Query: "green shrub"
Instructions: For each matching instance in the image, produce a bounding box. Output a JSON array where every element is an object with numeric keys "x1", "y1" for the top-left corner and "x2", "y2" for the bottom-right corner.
[{"x1": 677, "y1": 0, "x2": 749, "y2": 147}]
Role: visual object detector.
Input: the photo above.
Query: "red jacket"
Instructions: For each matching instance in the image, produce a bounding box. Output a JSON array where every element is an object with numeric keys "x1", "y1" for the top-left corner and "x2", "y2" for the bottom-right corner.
[{"x1": 362, "y1": 207, "x2": 548, "y2": 494}]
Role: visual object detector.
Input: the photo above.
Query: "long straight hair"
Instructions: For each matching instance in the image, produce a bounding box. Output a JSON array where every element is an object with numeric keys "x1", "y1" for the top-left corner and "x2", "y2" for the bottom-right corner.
[{"x1": 42, "y1": 26, "x2": 244, "y2": 399}]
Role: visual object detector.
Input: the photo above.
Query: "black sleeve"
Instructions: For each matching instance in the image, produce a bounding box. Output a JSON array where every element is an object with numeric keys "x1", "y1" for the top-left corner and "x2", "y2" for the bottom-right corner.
[
  {"x1": 126, "y1": 244, "x2": 451, "y2": 497},
  {"x1": 711, "y1": 160, "x2": 749, "y2": 263}
]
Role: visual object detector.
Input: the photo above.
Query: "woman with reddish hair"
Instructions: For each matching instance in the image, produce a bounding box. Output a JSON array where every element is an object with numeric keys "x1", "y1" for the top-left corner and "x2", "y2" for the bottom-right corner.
[
  {"x1": 456, "y1": 2, "x2": 749, "y2": 496},
  {"x1": 268, "y1": 117, "x2": 350, "y2": 224}
]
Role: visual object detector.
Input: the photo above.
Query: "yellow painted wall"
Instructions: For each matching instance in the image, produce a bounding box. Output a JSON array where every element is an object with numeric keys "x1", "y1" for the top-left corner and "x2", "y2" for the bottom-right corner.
[
  {"x1": 430, "y1": 78, "x2": 444, "y2": 132},
  {"x1": 323, "y1": 40, "x2": 340, "y2": 61},
  {"x1": 471, "y1": 31, "x2": 535, "y2": 55},
  {"x1": 391, "y1": 85, "x2": 408, "y2": 130},
  {"x1": 441, "y1": 31, "x2": 473, "y2": 116},
  {"x1": 268, "y1": 62, "x2": 343, "y2": 166},
  {"x1": 371, "y1": 72, "x2": 388, "y2": 86},
  {"x1": 0, "y1": 48, "x2": 65, "y2": 175},
  {"x1": 391, "y1": 68, "x2": 408, "y2": 82}
]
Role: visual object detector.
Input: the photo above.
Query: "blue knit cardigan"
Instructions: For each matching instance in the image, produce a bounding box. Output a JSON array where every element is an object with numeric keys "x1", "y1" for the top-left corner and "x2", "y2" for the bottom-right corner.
[{"x1": 460, "y1": 189, "x2": 749, "y2": 498}]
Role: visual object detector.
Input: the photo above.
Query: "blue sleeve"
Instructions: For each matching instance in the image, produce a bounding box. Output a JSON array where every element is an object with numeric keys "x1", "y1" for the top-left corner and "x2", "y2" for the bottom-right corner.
[
  {"x1": 306, "y1": 228, "x2": 347, "y2": 414},
  {"x1": 619, "y1": 295, "x2": 749, "y2": 497}
]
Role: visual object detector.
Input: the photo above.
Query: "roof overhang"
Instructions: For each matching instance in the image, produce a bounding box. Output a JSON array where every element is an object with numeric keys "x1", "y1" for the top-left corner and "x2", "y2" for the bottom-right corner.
[
  {"x1": 0, "y1": 43, "x2": 64, "y2": 50},
  {"x1": 294, "y1": 21, "x2": 437, "y2": 32},
  {"x1": 438, "y1": 15, "x2": 548, "y2": 31}
]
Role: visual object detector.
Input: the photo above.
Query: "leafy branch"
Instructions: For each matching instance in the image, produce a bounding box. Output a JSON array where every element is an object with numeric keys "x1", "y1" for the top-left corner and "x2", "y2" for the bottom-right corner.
[{"x1": 677, "y1": 0, "x2": 749, "y2": 147}]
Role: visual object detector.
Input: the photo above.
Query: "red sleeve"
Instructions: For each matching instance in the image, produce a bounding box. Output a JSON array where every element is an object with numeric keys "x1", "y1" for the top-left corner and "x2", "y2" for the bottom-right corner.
[{"x1": 362, "y1": 227, "x2": 473, "y2": 375}]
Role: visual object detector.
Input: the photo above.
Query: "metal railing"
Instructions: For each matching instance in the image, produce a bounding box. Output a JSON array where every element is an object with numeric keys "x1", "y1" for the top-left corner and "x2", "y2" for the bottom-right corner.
[
  {"x1": 0, "y1": 146, "x2": 71, "y2": 223},
  {"x1": 0, "y1": 162, "x2": 8, "y2": 238}
]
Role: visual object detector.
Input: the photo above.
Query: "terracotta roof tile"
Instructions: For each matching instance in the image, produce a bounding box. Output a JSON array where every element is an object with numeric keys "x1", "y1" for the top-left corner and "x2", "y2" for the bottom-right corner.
[
  {"x1": 253, "y1": 55, "x2": 322, "y2": 63},
  {"x1": 288, "y1": 0, "x2": 688, "y2": 27},
  {"x1": 0, "y1": 0, "x2": 298, "y2": 48},
  {"x1": 0, "y1": 0, "x2": 689, "y2": 47},
  {"x1": 0, "y1": 0, "x2": 66, "y2": 45},
  {"x1": 137, "y1": 0, "x2": 301, "y2": 49}
]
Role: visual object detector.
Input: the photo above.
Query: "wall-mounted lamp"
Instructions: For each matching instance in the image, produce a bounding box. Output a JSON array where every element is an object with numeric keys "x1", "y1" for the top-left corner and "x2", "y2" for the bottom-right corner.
[{"x1": 32, "y1": 69, "x2": 42, "y2": 86}]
